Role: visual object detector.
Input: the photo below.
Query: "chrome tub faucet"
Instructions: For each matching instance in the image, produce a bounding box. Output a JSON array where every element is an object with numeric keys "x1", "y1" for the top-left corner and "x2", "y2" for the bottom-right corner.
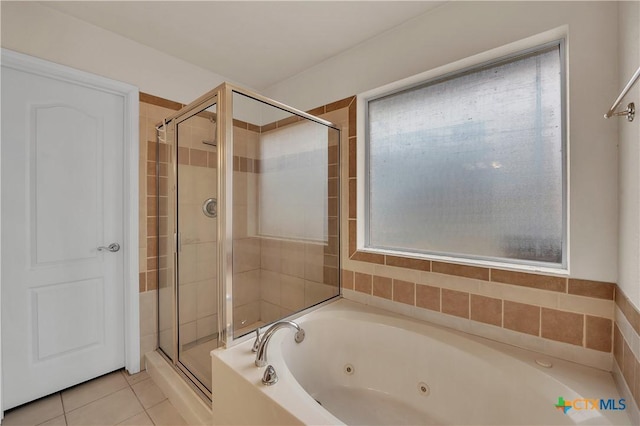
[{"x1": 255, "y1": 320, "x2": 305, "y2": 367}]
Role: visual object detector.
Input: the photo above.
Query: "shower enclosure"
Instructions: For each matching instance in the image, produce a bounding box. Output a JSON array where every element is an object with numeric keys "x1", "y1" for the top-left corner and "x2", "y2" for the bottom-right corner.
[{"x1": 155, "y1": 84, "x2": 341, "y2": 398}]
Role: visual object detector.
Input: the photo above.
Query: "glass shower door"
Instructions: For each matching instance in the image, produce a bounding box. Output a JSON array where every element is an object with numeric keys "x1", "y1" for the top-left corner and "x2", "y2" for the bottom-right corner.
[
  {"x1": 176, "y1": 102, "x2": 220, "y2": 393},
  {"x1": 157, "y1": 99, "x2": 220, "y2": 396}
]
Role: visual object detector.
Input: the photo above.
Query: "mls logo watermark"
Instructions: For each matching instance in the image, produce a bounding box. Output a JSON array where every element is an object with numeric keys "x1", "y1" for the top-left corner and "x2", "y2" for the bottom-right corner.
[{"x1": 555, "y1": 396, "x2": 626, "y2": 414}]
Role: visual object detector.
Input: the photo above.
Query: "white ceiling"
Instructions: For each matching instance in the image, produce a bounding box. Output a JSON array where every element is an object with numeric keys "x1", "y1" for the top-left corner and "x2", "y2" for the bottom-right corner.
[{"x1": 42, "y1": 1, "x2": 445, "y2": 90}]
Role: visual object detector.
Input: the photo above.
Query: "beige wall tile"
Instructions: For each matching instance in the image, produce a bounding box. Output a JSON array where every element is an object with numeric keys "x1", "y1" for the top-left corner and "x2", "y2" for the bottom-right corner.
[
  {"x1": 470, "y1": 294, "x2": 502, "y2": 327},
  {"x1": 416, "y1": 284, "x2": 440, "y2": 312},
  {"x1": 441, "y1": 289, "x2": 469, "y2": 319},
  {"x1": 179, "y1": 322, "x2": 196, "y2": 346},
  {"x1": 393, "y1": 279, "x2": 415, "y2": 305},
  {"x1": 281, "y1": 274, "x2": 305, "y2": 311},
  {"x1": 614, "y1": 323, "x2": 624, "y2": 367},
  {"x1": 177, "y1": 146, "x2": 189, "y2": 165},
  {"x1": 373, "y1": 264, "x2": 420, "y2": 283},
  {"x1": 197, "y1": 279, "x2": 218, "y2": 318},
  {"x1": 616, "y1": 289, "x2": 640, "y2": 336},
  {"x1": 568, "y1": 279, "x2": 615, "y2": 300},
  {"x1": 342, "y1": 269, "x2": 354, "y2": 290},
  {"x1": 139, "y1": 290, "x2": 157, "y2": 337},
  {"x1": 419, "y1": 271, "x2": 480, "y2": 294},
  {"x1": 372, "y1": 275, "x2": 392, "y2": 300},
  {"x1": 234, "y1": 270, "x2": 261, "y2": 306},
  {"x1": 232, "y1": 238, "x2": 260, "y2": 273},
  {"x1": 622, "y1": 339, "x2": 637, "y2": 391},
  {"x1": 190, "y1": 149, "x2": 208, "y2": 167},
  {"x1": 178, "y1": 244, "x2": 197, "y2": 284},
  {"x1": 351, "y1": 250, "x2": 384, "y2": 264},
  {"x1": 636, "y1": 357, "x2": 640, "y2": 409},
  {"x1": 139, "y1": 272, "x2": 146, "y2": 295},
  {"x1": 541, "y1": 308, "x2": 584, "y2": 346},
  {"x1": 584, "y1": 315, "x2": 612, "y2": 352},
  {"x1": 504, "y1": 301, "x2": 540, "y2": 336},
  {"x1": 384, "y1": 255, "x2": 431, "y2": 271},
  {"x1": 147, "y1": 270, "x2": 158, "y2": 292},
  {"x1": 557, "y1": 293, "x2": 614, "y2": 319},
  {"x1": 432, "y1": 262, "x2": 488, "y2": 280},
  {"x1": 196, "y1": 314, "x2": 217, "y2": 339},
  {"x1": 304, "y1": 243, "x2": 325, "y2": 282},
  {"x1": 282, "y1": 241, "x2": 305, "y2": 278},
  {"x1": 491, "y1": 269, "x2": 566, "y2": 293},
  {"x1": 259, "y1": 270, "x2": 280, "y2": 305},
  {"x1": 233, "y1": 301, "x2": 260, "y2": 330},
  {"x1": 261, "y1": 238, "x2": 282, "y2": 272},
  {"x1": 477, "y1": 280, "x2": 559, "y2": 310},
  {"x1": 260, "y1": 301, "x2": 282, "y2": 324},
  {"x1": 305, "y1": 281, "x2": 337, "y2": 306},
  {"x1": 354, "y1": 272, "x2": 372, "y2": 294},
  {"x1": 233, "y1": 204, "x2": 249, "y2": 238},
  {"x1": 178, "y1": 283, "x2": 197, "y2": 324}
]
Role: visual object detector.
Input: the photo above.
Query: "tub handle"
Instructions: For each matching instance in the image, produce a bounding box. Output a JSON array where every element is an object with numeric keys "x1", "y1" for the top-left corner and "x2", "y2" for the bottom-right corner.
[
  {"x1": 251, "y1": 328, "x2": 260, "y2": 353},
  {"x1": 262, "y1": 365, "x2": 278, "y2": 386}
]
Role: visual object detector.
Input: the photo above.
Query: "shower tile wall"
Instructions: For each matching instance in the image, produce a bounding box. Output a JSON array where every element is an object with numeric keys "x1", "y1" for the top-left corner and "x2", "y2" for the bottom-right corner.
[
  {"x1": 232, "y1": 121, "x2": 261, "y2": 330},
  {"x1": 231, "y1": 117, "x2": 340, "y2": 333},
  {"x1": 615, "y1": 291, "x2": 640, "y2": 409}
]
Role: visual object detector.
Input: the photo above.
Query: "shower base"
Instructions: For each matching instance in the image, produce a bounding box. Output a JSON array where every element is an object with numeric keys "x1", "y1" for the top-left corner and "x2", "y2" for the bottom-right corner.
[
  {"x1": 180, "y1": 339, "x2": 219, "y2": 391},
  {"x1": 145, "y1": 351, "x2": 211, "y2": 425}
]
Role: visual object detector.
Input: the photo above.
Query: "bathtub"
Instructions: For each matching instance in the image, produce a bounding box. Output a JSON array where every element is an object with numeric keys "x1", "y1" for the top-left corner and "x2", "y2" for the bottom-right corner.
[{"x1": 211, "y1": 299, "x2": 632, "y2": 425}]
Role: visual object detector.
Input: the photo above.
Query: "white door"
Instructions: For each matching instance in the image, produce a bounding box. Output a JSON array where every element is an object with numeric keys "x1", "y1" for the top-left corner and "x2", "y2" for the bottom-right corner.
[{"x1": 2, "y1": 57, "x2": 127, "y2": 409}]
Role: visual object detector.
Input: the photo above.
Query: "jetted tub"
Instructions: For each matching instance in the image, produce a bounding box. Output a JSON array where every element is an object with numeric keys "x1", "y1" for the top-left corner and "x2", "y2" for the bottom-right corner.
[{"x1": 211, "y1": 299, "x2": 632, "y2": 425}]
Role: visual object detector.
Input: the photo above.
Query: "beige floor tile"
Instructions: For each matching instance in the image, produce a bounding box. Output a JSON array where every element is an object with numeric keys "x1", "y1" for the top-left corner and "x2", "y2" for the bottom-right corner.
[
  {"x1": 122, "y1": 370, "x2": 150, "y2": 386},
  {"x1": 146, "y1": 400, "x2": 187, "y2": 426},
  {"x1": 131, "y1": 378, "x2": 166, "y2": 409},
  {"x1": 61, "y1": 370, "x2": 128, "y2": 412},
  {"x1": 37, "y1": 415, "x2": 67, "y2": 426},
  {"x1": 65, "y1": 388, "x2": 143, "y2": 426},
  {"x1": 3, "y1": 394, "x2": 64, "y2": 426},
  {"x1": 116, "y1": 412, "x2": 154, "y2": 426}
]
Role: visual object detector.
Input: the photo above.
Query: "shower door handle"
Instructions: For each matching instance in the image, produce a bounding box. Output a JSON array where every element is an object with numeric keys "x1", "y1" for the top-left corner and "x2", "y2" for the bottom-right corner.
[{"x1": 98, "y1": 243, "x2": 121, "y2": 253}]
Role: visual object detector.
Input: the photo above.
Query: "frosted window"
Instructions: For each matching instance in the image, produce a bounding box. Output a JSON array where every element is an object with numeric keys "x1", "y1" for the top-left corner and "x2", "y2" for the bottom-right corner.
[
  {"x1": 259, "y1": 120, "x2": 329, "y2": 242},
  {"x1": 366, "y1": 43, "x2": 565, "y2": 267}
]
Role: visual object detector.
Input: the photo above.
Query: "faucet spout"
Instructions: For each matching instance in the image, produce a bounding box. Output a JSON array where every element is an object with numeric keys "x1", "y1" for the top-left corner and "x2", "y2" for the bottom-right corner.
[{"x1": 255, "y1": 320, "x2": 305, "y2": 367}]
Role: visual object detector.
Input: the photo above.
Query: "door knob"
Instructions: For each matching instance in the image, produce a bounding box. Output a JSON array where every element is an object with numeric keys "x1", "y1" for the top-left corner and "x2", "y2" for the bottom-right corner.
[{"x1": 98, "y1": 243, "x2": 120, "y2": 252}]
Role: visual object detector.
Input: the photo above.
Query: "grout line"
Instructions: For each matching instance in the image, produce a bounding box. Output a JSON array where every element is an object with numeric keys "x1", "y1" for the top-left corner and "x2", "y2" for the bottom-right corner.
[{"x1": 58, "y1": 392, "x2": 69, "y2": 426}]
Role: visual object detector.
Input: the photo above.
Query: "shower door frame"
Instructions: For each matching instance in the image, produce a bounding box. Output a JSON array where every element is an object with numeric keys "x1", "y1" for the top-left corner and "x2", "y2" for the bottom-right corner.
[
  {"x1": 157, "y1": 83, "x2": 341, "y2": 400},
  {"x1": 157, "y1": 90, "x2": 221, "y2": 400},
  {"x1": 218, "y1": 83, "x2": 341, "y2": 347}
]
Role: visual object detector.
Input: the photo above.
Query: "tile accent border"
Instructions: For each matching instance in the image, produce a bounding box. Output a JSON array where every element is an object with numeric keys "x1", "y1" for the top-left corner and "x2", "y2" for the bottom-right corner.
[
  {"x1": 613, "y1": 285, "x2": 640, "y2": 409},
  {"x1": 343, "y1": 268, "x2": 613, "y2": 354}
]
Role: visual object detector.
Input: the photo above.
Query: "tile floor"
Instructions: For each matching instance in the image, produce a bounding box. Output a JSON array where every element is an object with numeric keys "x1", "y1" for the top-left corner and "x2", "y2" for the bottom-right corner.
[{"x1": 2, "y1": 369, "x2": 191, "y2": 426}]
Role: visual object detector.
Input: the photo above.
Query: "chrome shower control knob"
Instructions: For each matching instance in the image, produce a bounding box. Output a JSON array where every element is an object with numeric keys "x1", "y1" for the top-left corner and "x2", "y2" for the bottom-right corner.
[{"x1": 262, "y1": 365, "x2": 278, "y2": 386}]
